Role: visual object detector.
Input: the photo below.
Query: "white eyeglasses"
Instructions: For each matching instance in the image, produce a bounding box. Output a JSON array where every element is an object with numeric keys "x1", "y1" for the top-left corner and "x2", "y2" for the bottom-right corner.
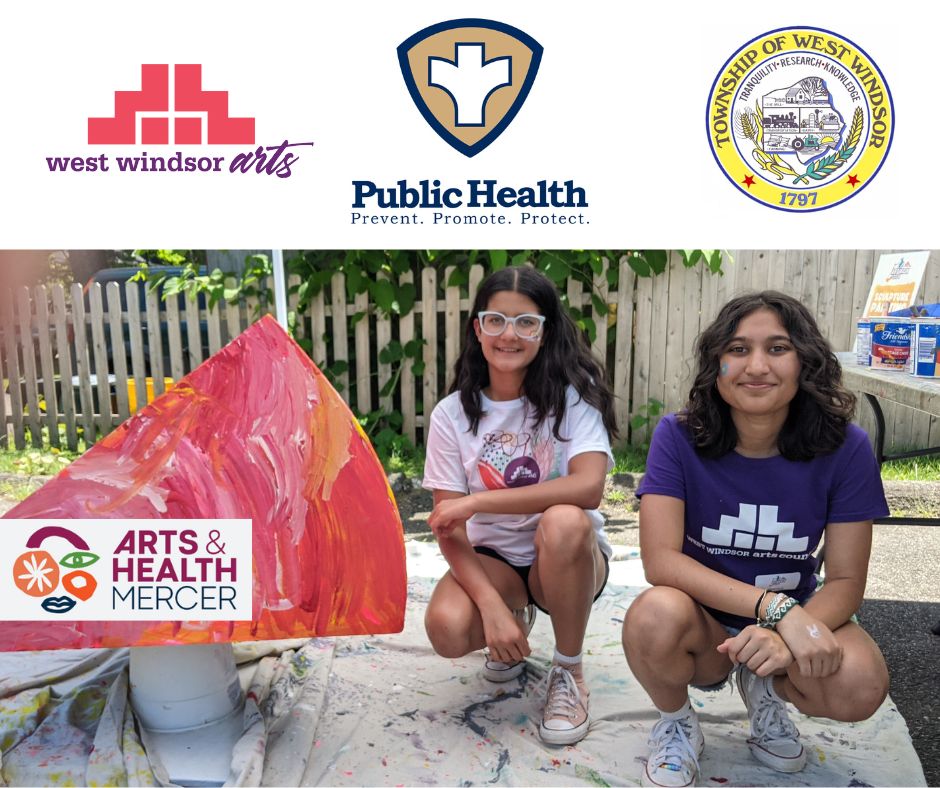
[{"x1": 477, "y1": 311, "x2": 545, "y2": 340}]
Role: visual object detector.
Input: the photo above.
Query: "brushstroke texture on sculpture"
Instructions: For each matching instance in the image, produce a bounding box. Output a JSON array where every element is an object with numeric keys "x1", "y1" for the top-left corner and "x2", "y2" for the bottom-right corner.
[{"x1": 1, "y1": 315, "x2": 407, "y2": 651}]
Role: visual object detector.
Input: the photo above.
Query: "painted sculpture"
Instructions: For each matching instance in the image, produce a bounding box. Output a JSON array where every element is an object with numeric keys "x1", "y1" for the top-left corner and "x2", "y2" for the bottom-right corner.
[{"x1": 1, "y1": 315, "x2": 407, "y2": 651}]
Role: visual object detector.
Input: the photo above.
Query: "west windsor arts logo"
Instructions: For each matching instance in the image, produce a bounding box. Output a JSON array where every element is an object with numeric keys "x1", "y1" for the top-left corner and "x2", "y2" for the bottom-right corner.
[
  {"x1": 702, "y1": 504, "x2": 809, "y2": 553},
  {"x1": 45, "y1": 64, "x2": 312, "y2": 178},
  {"x1": 398, "y1": 19, "x2": 543, "y2": 157},
  {"x1": 87, "y1": 63, "x2": 255, "y2": 145}
]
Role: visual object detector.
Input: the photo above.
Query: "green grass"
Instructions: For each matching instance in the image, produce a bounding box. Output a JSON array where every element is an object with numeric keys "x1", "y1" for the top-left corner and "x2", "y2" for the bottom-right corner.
[
  {"x1": 605, "y1": 489, "x2": 628, "y2": 504},
  {"x1": 612, "y1": 444, "x2": 648, "y2": 474},
  {"x1": 0, "y1": 478, "x2": 37, "y2": 502},
  {"x1": 384, "y1": 446, "x2": 426, "y2": 478},
  {"x1": 879, "y1": 454, "x2": 940, "y2": 481},
  {"x1": 612, "y1": 446, "x2": 940, "y2": 481},
  {"x1": 0, "y1": 448, "x2": 78, "y2": 476}
]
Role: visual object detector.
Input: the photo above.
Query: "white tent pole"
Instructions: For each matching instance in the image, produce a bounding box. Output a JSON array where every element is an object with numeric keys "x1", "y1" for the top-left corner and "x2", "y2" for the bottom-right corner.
[{"x1": 272, "y1": 249, "x2": 288, "y2": 329}]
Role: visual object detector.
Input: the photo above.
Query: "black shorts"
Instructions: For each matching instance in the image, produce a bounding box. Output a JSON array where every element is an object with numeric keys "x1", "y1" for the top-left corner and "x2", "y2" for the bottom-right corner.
[{"x1": 473, "y1": 545, "x2": 611, "y2": 615}]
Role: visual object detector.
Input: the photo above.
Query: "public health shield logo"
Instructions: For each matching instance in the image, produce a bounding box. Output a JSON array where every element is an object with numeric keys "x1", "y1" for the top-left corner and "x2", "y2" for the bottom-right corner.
[
  {"x1": 707, "y1": 27, "x2": 893, "y2": 211},
  {"x1": 398, "y1": 19, "x2": 543, "y2": 157}
]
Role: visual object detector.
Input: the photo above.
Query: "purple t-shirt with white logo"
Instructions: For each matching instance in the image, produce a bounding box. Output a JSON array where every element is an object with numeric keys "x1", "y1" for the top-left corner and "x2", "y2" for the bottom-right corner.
[{"x1": 636, "y1": 414, "x2": 889, "y2": 629}]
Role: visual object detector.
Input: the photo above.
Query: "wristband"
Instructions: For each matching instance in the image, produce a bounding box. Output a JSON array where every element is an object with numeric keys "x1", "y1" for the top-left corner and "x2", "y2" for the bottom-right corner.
[
  {"x1": 766, "y1": 592, "x2": 786, "y2": 620},
  {"x1": 759, "y1": 594, "x2": 800, "y2": 629},
  {"x1": 772, "y1": 596, "x2": 799, "y2": 625}
]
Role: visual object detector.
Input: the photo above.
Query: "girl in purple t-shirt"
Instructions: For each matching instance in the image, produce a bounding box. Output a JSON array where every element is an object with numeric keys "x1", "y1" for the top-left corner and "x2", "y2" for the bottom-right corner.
[{"x1": 625, "y1": 292, "x2": 890, "y2": 788}]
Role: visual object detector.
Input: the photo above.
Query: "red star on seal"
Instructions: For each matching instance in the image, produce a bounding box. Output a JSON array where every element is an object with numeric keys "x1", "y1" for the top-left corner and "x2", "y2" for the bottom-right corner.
[
  {"x1": 846, "y1": 174, "x2": 861, "y2": 188},
  {"x1": 742, "y1": 174, "x2": 756, "y2": 189}
]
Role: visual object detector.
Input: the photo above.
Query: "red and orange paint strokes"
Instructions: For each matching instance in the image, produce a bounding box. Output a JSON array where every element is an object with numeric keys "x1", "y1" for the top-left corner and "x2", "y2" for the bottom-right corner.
[{"x1": 1, "y1": 316, "x2": 407, "y2": 651}]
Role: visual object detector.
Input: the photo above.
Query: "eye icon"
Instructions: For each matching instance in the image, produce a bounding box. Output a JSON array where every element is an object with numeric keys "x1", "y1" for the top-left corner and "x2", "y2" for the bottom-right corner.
[{"x1": 60, "y1": 551, "x2": 100, "y2": 569}]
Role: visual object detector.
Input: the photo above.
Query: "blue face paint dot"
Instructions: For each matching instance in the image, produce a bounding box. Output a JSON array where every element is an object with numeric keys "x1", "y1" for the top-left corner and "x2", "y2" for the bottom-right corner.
[{"x1": 720, "y1": 363, "x2": 729, "y2": 376}]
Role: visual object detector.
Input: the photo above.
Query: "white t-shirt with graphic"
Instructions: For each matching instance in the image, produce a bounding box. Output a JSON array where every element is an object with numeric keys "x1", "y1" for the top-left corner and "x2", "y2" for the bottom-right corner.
[{"x1": 422, "y1": 386, "x2": 614, "y2": 564}]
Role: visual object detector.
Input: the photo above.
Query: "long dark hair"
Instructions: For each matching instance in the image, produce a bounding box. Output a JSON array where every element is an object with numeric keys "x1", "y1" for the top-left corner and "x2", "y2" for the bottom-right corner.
[
  {"x1": 450, "y1": 266, "x2": 618, "y2": 442},
  {"x1": 683, "y1": 291, "x2": 855, "y2": 460}
]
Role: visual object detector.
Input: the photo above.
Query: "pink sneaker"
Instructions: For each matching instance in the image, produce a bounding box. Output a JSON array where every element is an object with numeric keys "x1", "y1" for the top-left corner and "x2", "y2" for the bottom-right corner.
[{"x1": 538, "y1": 664, "x2": 589, "y2": 745}]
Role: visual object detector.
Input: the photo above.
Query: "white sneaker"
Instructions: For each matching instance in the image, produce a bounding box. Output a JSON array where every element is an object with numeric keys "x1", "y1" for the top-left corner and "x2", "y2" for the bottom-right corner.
[
  {"x1": 736, "y1": 666, "x2": 806, "y2": 773},
  {"x1": 481, "y1": 604, "x2": 536, "y2": 682},
  {"x1": 538, "y1": 664, "x2": 590, "y2": 745},
  {"x1": 641, "y1": 708, "x2": 704, "y2": 787}
]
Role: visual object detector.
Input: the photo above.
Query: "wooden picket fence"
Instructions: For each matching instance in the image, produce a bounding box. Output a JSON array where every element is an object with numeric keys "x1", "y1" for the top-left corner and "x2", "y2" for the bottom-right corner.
[{"x1": 1, "y1": 250, "x2": 937, "y2": 454}]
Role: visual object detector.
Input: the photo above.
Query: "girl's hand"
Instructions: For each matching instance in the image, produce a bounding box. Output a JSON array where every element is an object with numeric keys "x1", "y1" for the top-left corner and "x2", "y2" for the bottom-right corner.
[
  {"x1": 775, "y1": 605, "x2": 843, "y2": 678},
  {"x1": 717, "y1": 625, "x2": 794, "y2": 676},
  {"x1": 481, "y1": 605, "x2": 531, "y2": 664},
  {"x1": 428, "y1": 495, "x2": 477, "y2": 538}
]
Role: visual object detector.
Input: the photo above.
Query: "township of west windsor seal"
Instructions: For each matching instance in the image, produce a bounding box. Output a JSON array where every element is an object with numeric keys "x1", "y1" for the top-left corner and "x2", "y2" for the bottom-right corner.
[{"x1": 707, "y1": 27, "x2": 893, "y2": 212}]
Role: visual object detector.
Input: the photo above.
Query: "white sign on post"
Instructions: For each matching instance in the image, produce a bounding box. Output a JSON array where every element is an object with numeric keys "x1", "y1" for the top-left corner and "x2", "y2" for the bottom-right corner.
[{"x1": 862, "y1": 252, "x2": 931, "y2": 318}]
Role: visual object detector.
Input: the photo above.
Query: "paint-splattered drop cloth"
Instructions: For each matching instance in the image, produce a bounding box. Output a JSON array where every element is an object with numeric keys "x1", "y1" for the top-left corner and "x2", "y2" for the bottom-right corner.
[{"x1": 0, "y1": 544, "x2": 926, "y2": 786}]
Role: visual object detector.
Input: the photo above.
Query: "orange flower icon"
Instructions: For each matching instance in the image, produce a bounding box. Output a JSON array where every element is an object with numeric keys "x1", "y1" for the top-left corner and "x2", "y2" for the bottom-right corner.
[{"x1": 13, "y1": 550, "x2": 60, "y2": 597}]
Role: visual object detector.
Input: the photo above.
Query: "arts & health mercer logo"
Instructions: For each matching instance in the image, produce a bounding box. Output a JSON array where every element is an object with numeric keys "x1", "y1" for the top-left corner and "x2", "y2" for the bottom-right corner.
[
  {"x1": 45, "y1": 64, "x2": 313, "y2": 178},
  {"x1": 3, "y1": 519, "x2": 252, "y2": 621},
  {"x1": 397, "y1": 19, "x2": 543, "y2": 157},
  {"x1": 12, "y1": 525, "x2": 101, "y2": 614},
  {"x1": 707, "y1": 27, "x2": 893, "y2": 212}
]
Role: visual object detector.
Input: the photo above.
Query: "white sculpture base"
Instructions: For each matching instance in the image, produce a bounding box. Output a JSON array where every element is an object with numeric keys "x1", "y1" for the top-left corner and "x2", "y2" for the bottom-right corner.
[{"x1": 129, "y1": 643, "x2": 245, "y2": 787}]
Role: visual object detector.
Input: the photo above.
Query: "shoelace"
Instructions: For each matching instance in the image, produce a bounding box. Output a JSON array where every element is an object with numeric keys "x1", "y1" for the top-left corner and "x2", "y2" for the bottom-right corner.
[
  {"x1": 647, "y1": 716, "x2": 700, "y2": 775},
  {"x1": 750, "y1": 687, "x2": 800, "y2": 743},
  {"x1": 540, "y1": 665, "x2": 582, "y2": 720}
]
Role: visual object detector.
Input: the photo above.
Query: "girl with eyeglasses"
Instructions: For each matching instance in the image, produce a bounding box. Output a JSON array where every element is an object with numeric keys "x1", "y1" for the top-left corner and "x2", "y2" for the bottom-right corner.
[{"x1": 422, "y1": 265, "x2": 618, "y2": 745}]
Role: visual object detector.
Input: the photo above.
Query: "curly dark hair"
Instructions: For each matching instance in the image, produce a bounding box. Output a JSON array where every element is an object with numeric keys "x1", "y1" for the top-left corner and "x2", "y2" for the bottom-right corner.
[
  {"x1": 682, "y1": 291, "x2": 855, "y2": 460},
  {"x1": 450, "y1": 266, "x2": 618, "y2": 442}
]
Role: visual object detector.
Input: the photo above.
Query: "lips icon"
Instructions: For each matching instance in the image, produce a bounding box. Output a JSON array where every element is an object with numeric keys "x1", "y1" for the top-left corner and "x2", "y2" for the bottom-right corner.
[{"x1": 41, "y1": 596, "x2": 76, "y2": 614}]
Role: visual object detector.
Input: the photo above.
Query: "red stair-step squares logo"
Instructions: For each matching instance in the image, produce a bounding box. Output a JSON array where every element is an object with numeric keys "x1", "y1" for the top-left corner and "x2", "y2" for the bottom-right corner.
[{"x1": 88, "y1": 64, "x2": 255, "y2": 145}]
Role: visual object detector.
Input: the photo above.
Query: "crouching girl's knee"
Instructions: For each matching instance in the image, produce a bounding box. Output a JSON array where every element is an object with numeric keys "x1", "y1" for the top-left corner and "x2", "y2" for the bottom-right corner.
[
  {"x1": 819, "y1": 660, "x2": 889, "y2": 722},
  {"x1": 795, "y1": 636, "x2": 890, "y2": 722},
  {"x1": 424, "y1": 605, "x2": 471, "y2": 659},
  {"x1": 622, "y1": 586, "x2": 699, "y2": 657},
  {"x1": 536, "y1": 505, "x2": 593, "y2": 555}
]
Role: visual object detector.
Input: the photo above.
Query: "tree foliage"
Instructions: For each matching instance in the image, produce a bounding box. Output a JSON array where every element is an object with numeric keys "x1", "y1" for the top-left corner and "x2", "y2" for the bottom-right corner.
[{"x1": 128, "y1": 249, "x2": 728, "y2": 464}]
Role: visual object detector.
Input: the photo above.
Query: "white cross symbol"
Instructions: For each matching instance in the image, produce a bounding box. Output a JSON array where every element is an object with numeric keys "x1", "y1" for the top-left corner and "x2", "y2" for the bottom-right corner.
[{"x1": 429, "y1": 43, "x2": 511, "y2": 127}]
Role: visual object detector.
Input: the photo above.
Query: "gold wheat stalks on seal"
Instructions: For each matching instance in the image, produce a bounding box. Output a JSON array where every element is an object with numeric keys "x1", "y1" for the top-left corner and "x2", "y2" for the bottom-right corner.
[
  {"x1": 790, "y1": 106, "x2": 864, "y2": 185},
  {"x1": 735, "y1": 102, "x2": 799, "y2": 181}
]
